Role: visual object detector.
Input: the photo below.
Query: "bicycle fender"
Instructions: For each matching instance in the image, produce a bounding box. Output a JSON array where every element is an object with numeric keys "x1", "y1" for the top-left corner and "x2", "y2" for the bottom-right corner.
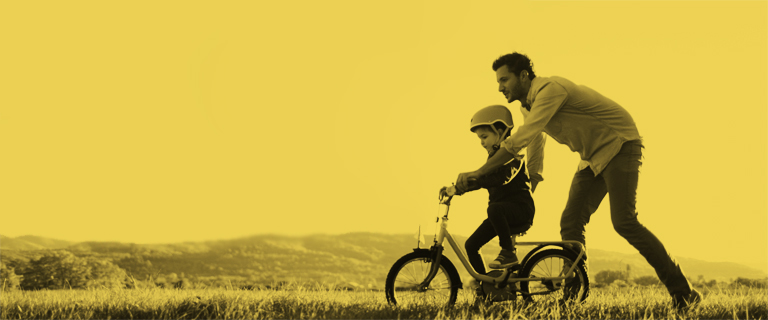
[
  {"x1": 521, "y1": 245, "x2": 549, "y2": 265},
  {"x1": 560, "y1": 244, "x2": 583, "y2": 258},
  {"x1": 522, "y1": 244, "x2": 585, "y2": 266}
]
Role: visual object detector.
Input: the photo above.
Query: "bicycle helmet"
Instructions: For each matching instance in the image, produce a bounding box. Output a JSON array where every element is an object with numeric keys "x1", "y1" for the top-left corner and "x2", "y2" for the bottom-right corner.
[
  {"x1": 470, "y1": 105, "x2": 514, "y2": 153},
  {"x1": 470, "y1": 105, "x2": 513, "y2": 131},
  {"x1": 470, "y1": 104, "x2": 513, "y2": 137}
]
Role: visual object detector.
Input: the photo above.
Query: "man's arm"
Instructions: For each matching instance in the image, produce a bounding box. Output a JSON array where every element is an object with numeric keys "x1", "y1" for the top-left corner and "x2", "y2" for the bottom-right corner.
[
  {"x1": 526, "y1": 132, "x2": 546, "y2": 192},
  {"x1": 455, "y1": 148, "x2": 516, "y2": 193},
  {"x1": 502, "y1": 82, "x2": 567, "y2": 156},
  {"x1": 457, "y1": 81, "x2": 566, "y2": 193}
]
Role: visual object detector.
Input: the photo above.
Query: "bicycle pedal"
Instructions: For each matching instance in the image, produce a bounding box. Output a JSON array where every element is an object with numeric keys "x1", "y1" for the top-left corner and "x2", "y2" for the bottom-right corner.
[{"x1": 506, "y1": 265, "x2": 521, "y2": 272}]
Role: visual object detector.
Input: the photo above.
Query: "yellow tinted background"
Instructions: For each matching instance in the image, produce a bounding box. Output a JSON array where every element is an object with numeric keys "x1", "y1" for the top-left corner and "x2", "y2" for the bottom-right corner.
[{"x1": 1, "y1": 1, "x2": 766, "y2": 271}]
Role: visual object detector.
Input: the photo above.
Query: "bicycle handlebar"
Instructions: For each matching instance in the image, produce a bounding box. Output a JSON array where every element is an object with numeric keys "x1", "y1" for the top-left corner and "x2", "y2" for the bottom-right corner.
[
  {"x1": 438, "y1": 185, "x2": 457, "y2": 204},
  {"x1": 439, "y1": 178, "x2": 478, "y2": 202}
]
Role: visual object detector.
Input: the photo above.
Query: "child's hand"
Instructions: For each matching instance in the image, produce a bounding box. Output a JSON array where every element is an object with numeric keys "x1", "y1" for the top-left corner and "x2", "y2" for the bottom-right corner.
[{"x1": 439, "y1": 185, "x2": 458, "y2": 198}]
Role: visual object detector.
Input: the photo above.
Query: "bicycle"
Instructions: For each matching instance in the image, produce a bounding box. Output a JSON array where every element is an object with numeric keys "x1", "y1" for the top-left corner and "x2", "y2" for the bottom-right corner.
[{"x1": 385, "y1": 185, "x2": 590, "y2": 307}]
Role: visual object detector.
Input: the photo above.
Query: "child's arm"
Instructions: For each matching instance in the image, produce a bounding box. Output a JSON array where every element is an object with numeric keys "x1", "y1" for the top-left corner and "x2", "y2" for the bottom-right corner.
[
  {"x1": 456, "y1": 148, "x2": 516, "y2": 193},
  {"x1": 473, "y1": 159, "x2": 525, "y2": 188},
  {"x1": 442, "y1": 179, "x2": 482, "y2": 196},
  {"x1": 474, "y1": 168, "x2": 509, "y2": 188},
  {"x1": 455, "y1": 179, "x2": 481, "y2": 195}
]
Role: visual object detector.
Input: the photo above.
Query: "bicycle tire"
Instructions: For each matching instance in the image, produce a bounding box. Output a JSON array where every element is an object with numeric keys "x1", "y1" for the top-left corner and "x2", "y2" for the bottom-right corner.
[
  {"x1": 385, "y1": 250, "x2": 461, "y2": 307},
  {"x1": 519, "y1": 248, "x2": 589, "y2": 304}
]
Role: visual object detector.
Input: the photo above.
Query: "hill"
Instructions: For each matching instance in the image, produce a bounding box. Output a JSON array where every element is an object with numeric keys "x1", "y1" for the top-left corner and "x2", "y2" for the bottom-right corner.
[{"x1": 0, "y1": 235, "x2": 73, "y2": 251}]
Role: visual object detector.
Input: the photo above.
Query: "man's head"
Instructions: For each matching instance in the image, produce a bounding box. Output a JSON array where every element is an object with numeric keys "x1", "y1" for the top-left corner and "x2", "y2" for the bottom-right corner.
[{"x1": 492, "y1": 53, "x2": 536, "y2": 104}]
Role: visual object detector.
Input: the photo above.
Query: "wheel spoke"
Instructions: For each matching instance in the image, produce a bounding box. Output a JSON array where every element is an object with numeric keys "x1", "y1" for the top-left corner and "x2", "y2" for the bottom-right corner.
[{"x1": 519, "y1": 250, "x2": 589, "y2": 304}]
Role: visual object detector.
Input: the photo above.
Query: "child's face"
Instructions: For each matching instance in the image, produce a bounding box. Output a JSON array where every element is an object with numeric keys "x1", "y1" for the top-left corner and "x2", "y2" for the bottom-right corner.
[{"x1": 474, "y1": 127, "x2": 500, "y2": 153}]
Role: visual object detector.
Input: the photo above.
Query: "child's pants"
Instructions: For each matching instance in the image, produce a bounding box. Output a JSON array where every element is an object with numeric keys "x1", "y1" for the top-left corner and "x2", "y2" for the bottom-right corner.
[{"x1": 465, "y1": 201, "x2": 533, "y2": 275}]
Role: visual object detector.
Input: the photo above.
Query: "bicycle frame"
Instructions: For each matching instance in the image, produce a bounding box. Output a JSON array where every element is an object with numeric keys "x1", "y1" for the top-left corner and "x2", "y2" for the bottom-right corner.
[{"x1": 421, "y1": 194, "x2": 586, "y2": 287}]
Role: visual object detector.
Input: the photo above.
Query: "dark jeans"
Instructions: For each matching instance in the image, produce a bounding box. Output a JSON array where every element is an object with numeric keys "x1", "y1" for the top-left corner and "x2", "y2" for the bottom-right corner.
[
  {"x1": 559, "y1": 140, "x2": 692, "y2": 296},
  {"x1": 465, "y1": 201, "x2": 533, "y2": 275}
]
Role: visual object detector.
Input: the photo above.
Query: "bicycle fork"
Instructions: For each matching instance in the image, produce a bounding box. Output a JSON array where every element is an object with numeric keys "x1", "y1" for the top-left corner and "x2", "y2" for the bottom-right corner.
[{"x1": 417, "y1": 245, "x2": 444, "y2": 291}]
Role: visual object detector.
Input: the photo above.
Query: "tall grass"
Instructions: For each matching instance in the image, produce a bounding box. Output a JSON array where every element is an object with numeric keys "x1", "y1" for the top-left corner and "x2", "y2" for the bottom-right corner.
[{"x1": 1, "y1": 285, "x2": 766, "y2": 319}]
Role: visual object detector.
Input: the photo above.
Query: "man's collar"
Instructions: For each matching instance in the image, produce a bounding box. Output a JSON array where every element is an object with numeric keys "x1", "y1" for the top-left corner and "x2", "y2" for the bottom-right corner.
[{"x1": 523, "y1": 77, "x2": 542, "y2": 111}]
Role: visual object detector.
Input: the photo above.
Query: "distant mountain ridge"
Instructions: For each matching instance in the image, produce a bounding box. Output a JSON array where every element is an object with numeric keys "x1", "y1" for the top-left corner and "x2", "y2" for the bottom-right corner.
[
  {"x1": 1, "y1": 233, "x2": 765, "y2": 286},
  {"x1": 0, "y1": 235, "x2": 73, "y2": 251}
]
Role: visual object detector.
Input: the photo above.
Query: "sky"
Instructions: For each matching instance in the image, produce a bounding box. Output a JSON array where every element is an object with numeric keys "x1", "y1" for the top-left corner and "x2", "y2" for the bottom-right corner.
[{"x1": 1, "y1": 1, "x2": 766, "y2": 272}]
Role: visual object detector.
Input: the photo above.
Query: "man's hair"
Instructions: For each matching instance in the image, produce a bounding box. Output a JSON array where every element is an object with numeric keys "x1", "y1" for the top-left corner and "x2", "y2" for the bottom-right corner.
[{"x1": 492, "y1": 53, "x2": 536, "y2": 80}]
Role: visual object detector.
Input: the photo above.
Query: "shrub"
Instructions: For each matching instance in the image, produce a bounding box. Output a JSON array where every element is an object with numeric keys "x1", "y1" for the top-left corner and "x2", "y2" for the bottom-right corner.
[
  {"x1": 20, "y1": 250, "x2": 128, "y2": 290},
  {"x1": 732, "y1": 277, "x2": 768, "y2": 289},
  {"x1": 595, "y1": 269, "x2": 628, "y2": 285},
  {"x1": 1, "y1": 261, "x2": 21, "y2": 290},
  {"x1": 633, "y1": 275, "x2": 661, "y2": 286}
]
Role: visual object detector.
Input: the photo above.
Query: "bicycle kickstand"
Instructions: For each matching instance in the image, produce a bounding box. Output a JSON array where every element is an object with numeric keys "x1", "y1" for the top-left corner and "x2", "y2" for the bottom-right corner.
[{"x1": 495, "y1": 265, "x2": 520, "y2": 289}]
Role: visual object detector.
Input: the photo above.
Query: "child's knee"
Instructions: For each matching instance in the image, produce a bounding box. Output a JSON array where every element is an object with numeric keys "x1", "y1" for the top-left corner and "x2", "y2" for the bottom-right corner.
[{"x1": 465, "y1": 240, "x2": 480, "y2": 253}]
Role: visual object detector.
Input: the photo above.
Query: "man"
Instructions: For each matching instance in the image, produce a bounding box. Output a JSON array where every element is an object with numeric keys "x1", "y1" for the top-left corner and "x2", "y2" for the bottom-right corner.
[{"x1": 455, "y1": 52, "x2": 701, "y2": 310}]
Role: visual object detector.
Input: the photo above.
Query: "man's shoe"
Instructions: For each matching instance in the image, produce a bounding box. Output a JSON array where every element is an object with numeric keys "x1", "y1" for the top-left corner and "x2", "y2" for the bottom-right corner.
[
  {"x1": 673, "y1": 288, "x2": 703, "y2": 312},
  {"x1": 488, "y1": 249, "x2": 519, "y2": 269}
]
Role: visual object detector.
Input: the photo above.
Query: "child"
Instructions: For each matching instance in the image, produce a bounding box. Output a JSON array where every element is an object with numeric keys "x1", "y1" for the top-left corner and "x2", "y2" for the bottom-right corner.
[{"x1": 451, "y1": 105, "x2": 536, "y2": 273}]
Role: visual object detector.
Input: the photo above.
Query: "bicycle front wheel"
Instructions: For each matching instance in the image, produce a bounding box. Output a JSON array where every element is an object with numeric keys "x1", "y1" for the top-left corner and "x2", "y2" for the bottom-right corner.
[
  {"x1": 385, "y1": 250, "x2": 461, "y2": 307},
  {"x1": 519, "y1": 249, "x2": 589, "y2": 304}
]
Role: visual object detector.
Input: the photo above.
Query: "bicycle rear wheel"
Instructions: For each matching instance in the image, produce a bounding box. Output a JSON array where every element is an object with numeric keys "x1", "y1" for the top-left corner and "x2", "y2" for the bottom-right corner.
[
  {"x1": 385, "y1": 250, "x2": 461, "y2": 307},
  {"x1": 519, "y1": 249, "x2": 589, "y2": 304}
]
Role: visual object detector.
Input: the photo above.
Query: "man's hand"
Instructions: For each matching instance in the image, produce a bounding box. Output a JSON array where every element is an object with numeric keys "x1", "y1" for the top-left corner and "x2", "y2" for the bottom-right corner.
[{"x1": 455, "y1": 171, "x2": 481, "y2": 194}]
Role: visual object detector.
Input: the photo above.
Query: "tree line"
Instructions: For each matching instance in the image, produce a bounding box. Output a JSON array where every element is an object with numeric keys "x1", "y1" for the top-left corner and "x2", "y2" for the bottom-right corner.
[
  {"x1": 0, "y1": 248, "x2": 365, "y2": 291},
  {"x1": 3, "y1": 249, "x2": 766, "y2": 291},
  {"x1": 593, "y1": 267, "x2": 768, "y2": 289}
]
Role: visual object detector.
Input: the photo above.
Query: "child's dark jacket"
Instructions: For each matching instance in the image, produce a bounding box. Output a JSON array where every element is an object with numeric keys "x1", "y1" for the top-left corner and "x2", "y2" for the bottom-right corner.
[{"x1": 466, "y1": 148, "x2": 535, "y2": 225}]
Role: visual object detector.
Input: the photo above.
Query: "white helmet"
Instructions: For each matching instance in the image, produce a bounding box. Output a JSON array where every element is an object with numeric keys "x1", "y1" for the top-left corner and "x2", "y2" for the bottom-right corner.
[
  {"x1": 470, "y1": 105, "x2": 514, "y2": 153},
  {"x1": 470, "y1": 105, "x2": 514, "y2": 132}
]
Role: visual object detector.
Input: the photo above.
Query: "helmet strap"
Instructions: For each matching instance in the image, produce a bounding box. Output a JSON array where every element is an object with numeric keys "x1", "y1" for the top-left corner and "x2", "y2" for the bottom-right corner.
[
  {"x1": 491, "y1": 126, "x2": 511, "y2": 153},
  {"x1": 495, "y1": 127, "x2": 511, "y2": 146}
]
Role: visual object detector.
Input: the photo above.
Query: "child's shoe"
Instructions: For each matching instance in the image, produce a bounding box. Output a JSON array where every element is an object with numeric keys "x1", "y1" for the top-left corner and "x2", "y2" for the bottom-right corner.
[{"x1": 488, "y1": 249, "x2": 518, "y2": 269}]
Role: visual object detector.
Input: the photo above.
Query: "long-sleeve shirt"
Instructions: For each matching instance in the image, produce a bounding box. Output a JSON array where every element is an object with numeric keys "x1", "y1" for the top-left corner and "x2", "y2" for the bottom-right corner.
[
  {"x1": 466, "y1": 149, "x2": 534, "y2": 209},
  {"x1": 502, "y1": 76, "x2": 642, "y2": 178}
]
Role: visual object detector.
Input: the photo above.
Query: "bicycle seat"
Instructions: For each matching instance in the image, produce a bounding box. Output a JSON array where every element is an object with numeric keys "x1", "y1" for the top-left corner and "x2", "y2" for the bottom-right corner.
[{"x1": 509, "y1": 223, "x2": 531, "y2": 236}]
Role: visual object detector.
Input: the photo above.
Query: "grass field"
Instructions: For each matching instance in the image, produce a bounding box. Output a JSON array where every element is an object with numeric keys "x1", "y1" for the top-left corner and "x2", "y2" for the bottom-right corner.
[{"x1": 1, "y1": 285, "x2": 766, "y2": 319}]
